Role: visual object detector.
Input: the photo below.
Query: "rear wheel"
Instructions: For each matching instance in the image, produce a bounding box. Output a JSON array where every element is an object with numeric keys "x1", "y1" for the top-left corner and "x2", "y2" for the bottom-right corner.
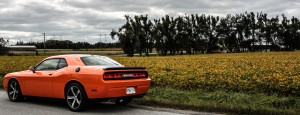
[
  {"x1": 7, "y1": 79, "x2": 23, "y2": 102},
  {"x1": 115, "y1": 98, "x2": 132, "y2": 105},
  {"x1": 65, "y1": 83, "x2": 88, "y2": 112}
]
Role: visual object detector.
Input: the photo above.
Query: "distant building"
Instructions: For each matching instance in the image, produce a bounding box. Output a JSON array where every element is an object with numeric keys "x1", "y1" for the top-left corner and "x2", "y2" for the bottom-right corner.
[{"x1": 9, "y1": 45, "x2": 36, "y2": 51}]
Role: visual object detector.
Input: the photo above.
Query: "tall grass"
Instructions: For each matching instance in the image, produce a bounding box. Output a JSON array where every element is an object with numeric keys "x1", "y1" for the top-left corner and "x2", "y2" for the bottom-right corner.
[{"x1": 133, "y1": 87, "x2": 300, "y2": 114}]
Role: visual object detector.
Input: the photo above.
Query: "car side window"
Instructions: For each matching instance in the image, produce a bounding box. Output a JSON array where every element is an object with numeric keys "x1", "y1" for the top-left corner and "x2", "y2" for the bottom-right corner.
[
  {"x1": 35, "y1": 59, "x2": 60, "y2": 71},
  {"x1": 57, "y1": 59, "x2": 68, "y2": 69}
]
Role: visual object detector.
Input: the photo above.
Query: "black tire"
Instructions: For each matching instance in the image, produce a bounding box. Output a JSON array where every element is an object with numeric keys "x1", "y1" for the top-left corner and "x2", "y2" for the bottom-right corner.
[
  {"x1": 65, "y1": 83, "x2": 88, "y2": 112},
  {"x1": 7, "y1": 79, "x2": 23, "y2": 102},
  {"x1": 115, "y1": 98, "x2": 132, "y2": 105}
]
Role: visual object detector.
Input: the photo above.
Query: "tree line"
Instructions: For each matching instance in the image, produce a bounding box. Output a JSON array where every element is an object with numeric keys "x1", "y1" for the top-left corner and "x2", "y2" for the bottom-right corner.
[
  {"x1": 111, "y1": 12, "x2": 300, "y2": 56},
  {"x1": 16, "y1": 40, "x2": 121, "y2": 50}
]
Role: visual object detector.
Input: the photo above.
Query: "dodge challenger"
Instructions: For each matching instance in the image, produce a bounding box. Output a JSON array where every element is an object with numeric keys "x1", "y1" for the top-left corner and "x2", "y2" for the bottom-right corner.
[{"x1": 3, "y1": 54, "x2": 151, "y2": 111}]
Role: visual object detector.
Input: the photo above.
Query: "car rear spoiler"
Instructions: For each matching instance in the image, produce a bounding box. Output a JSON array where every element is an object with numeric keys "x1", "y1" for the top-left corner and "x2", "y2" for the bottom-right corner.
[{"x1": 103, "y1": 67, "x2": 146, "y2": 70}]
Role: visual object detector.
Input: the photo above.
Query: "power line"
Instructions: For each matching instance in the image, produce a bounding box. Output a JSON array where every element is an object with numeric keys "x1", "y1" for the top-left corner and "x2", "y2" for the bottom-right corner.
[
  {"x1": 43, "y1": 33, "x2": 46, "y2": 55},
  {"x1": 99, "y1": 34, "x2": 102, "y2": 43}
]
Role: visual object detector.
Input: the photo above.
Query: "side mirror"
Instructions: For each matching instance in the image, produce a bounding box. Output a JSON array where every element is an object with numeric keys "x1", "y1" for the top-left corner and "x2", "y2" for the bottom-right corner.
[{"x1": 30, "y1": 66, "x2": 36, "y2": 73}]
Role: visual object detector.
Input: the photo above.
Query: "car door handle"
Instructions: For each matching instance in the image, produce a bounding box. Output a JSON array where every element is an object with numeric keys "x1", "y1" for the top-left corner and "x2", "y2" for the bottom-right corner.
[{"x1": 49, "y1": 73, "x2": 53, "y2": 76}]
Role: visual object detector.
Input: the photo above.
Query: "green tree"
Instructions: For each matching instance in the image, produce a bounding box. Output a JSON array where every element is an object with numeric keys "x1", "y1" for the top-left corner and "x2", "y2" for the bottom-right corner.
[
  {"x1": 206, "y1": 16, "x2": 221, "y2": 53},
  {"x1": 249, "y1": 12, "x2": 257, "y2": 51},
  {"x1": 0, "y1": 37, "x2": 9, "y2": 55},
  {"x1": 111, "y1": 15, "x2": 136, "y2": 56}
]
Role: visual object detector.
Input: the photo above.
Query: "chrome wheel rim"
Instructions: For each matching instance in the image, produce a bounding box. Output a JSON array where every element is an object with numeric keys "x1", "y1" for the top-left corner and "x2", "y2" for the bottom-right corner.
[
  {"x1": 67, "y1": 86, "x2": 82, "y2": 109},
  {"x1": 8, "y1": 81, "x2": 19, "y2": 100}
]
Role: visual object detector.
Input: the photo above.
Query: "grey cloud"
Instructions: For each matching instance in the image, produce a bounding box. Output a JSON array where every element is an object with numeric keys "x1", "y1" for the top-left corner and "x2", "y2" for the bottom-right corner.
[
  {"x1": 0, "y1": 2, "x2": 68, "y2": 24},
  {"x1": 0, "y1": 0, "x2": 298, "y2": 45},
  {"x1": 63, "y1": 0, "x2": 152, "y2": 12}
]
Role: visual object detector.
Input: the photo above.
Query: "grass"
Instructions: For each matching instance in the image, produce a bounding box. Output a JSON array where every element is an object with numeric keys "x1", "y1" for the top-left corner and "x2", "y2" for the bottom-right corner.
[{"x1": 133, "y1": 87, "x2": 300, "y2": 114}]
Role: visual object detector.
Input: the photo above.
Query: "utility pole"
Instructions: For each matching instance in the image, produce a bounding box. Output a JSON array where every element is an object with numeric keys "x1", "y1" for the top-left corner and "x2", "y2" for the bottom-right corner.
[
  {"x1": 43, "y1": 33, "x2": 46, "y2": 55},
  {"x1": 99, "y1": 34, "x2": 102, "y2": 43},
  {"x1": 104, "y1": 34, "x2": 107, "y2": 43},
  {"x1": 99, "y1": 34, "x2": 102, "y2": 48}
]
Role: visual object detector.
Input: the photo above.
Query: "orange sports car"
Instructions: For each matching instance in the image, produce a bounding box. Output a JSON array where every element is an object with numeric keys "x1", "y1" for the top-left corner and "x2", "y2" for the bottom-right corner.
[{"x1": 3, "y1": 54, "x2": 151, "y2": 111}]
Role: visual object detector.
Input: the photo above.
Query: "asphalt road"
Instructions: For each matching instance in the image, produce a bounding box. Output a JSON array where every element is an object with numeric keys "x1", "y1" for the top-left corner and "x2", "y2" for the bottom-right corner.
[{"x1": 0, "y1": 90, "x2": 220, "y2": 115}]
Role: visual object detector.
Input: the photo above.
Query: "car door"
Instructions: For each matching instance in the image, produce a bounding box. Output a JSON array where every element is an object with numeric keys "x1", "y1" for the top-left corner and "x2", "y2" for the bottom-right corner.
[{"x1": 24, "y1": 58, "x2": 60, "y2": 97}]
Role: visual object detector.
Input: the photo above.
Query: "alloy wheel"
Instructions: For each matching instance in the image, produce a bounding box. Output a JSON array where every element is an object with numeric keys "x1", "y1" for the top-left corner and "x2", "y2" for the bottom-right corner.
[
  {"x1": 8, "y1": 81, "x2": 19, "y2": 100},
  {"x1": 66, "y1": 86, "x2": 82, "y2": 110},
  {"x1": 7, "y1": 79, "x2": 23, "y2": 102}
]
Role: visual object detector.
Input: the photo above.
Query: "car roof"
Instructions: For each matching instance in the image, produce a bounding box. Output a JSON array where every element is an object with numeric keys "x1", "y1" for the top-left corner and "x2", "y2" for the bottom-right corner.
[
  {"x1": 41, "y1": 54, "x2": 121, "y2": 67},
  {"x1": 44, "y1": 54, "x2": 105, "y2": 66},
  {"x1": 47, "y1": 54, "x2": 99, "y2": 59}
]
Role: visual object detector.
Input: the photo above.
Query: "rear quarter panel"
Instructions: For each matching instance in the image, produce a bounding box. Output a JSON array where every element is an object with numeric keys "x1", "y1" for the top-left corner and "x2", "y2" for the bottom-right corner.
[{"x1": 52, "y1": 66, "x2": 102, "y2": 99}]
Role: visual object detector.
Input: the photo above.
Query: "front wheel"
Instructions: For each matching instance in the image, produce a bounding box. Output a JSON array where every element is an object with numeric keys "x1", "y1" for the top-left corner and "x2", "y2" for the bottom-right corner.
[
  {"x1": 115, "y1": 98, "x2": 132, "y2": 105},
  {"x1": 65, "y1": 83, "x2": 88, "y2": 112},
  {"x1": 7, "y1": 79, "x2": 23, "y2": 102}
]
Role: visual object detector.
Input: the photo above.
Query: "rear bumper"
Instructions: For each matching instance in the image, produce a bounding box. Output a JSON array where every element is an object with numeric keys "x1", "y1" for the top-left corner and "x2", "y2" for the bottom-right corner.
[
  {"x1": 106, "y1": 85, "x2": 149, "y2": 97},
  {"x1": 87, "y1": 78, "x2": 151, "y2": 99}
]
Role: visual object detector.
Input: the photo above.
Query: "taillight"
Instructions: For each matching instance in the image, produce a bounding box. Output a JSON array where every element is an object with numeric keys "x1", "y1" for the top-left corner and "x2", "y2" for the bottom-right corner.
[
  {"x1": 103, "y1": 74, "x2": 113, "y2": 79},
  {"x1": 139, "y1": 73, "x2": 146, "y2": 77},
  {"x1": 103, "y1": 72, "x2": 148, "y2": 80},
  {"x1": 114, "y1": 73, "x2": 122, "y2": 78}
]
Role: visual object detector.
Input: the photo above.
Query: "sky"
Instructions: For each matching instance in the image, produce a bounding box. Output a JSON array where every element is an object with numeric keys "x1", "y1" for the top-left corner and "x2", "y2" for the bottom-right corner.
[{"x1": 0, "y1": 0, "x2": 299, "y2": 45}]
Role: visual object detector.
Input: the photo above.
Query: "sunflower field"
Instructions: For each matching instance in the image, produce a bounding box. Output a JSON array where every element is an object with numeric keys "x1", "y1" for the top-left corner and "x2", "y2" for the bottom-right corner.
[
  {"x1": 113, "y1": 52, "x2": 300, "y2": 96},
  {"x1": 1, "y1": 52, "x2": 300, "y2": 96}
]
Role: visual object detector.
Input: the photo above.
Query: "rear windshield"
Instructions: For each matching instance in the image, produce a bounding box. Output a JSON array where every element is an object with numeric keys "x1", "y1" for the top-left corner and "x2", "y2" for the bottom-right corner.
[{"x1": 80, "y1": 56, "x2": 122, "y2": 66}]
